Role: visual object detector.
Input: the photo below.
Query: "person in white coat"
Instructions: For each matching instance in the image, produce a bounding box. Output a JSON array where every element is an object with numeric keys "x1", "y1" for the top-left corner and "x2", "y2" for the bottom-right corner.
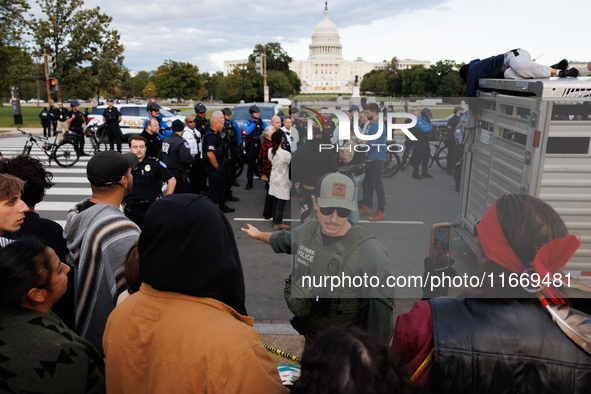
[{"x1": 268, "y1": 132, "x2": 291, "y2": 230}]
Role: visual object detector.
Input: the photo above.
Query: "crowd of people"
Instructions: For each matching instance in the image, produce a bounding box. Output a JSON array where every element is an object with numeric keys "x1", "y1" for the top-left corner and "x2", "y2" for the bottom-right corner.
[{"x1": 2, "y1": 97, "x2": 590, "y2": 393}]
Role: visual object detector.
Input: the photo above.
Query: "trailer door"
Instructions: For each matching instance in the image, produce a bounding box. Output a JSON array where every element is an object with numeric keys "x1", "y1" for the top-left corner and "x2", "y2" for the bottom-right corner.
[{"x1": 460, "y1": 93, "x2": 540, "y2": 231}]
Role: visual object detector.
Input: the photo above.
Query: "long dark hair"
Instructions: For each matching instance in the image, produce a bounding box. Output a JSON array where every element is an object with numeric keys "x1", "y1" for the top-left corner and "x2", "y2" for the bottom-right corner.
[
  {"x1": 271, "y1": 130, "x2": 283, "y2": 157},
  {"x1": 292, "y1": 325, "x2": 409, "y2": 394},
  {"x1": 0, "y1": 238, "x2": 53, "y2": 308}
]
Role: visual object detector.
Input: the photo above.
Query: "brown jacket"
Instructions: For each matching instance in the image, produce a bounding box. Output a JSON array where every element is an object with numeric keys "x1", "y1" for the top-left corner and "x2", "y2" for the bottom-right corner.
[{"x1": 103, "y1": 284, "x2": 287, "y2": 393}]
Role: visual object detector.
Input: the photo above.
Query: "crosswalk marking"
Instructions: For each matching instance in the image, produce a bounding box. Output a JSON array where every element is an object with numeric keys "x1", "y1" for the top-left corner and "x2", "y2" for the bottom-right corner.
[{"x1": 1, "y1": 135, "x2": 127, "y2": 225}]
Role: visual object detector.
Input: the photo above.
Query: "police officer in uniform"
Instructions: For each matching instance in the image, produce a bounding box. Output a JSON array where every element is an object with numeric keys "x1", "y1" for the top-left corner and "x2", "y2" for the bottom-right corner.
[
  {"x1": 241, "y1": 173, "x2": 395, "y2": 347},
  {"x1": 102, "y1": 98, "x2": 122, "y2": 152},
  {"x1": 222, "y1": 108, "x2": 242, "y2": 187},
  {"x1": 123, "y1": 135, "x2": 176, "y2": 228},
  {"x1": 160, "y1": 120, "x2": 193, "y2": 194},
  {"x1": 66, "y1": 100, "x2": 85, "y2": 154},
  {"x1": 194, "y1": 103, "x2": 209, "y2": 136},
  {"x1": 242, "y1": 105, "x2": 267, "y2": 189},
  {"x1": 203, "y1": 117, "x2": 235, "y2": 213}
]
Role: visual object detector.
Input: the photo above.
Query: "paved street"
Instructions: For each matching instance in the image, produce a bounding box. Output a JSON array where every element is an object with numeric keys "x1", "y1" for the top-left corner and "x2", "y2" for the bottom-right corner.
[{"x1": 0, "y1": 133, "x2": 477, "y2": 333}]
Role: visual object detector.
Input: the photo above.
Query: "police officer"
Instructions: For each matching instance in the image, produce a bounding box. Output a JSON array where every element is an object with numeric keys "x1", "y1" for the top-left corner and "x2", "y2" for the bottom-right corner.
[
  {"x1": 194, "y1": 103, "x2": 209, "y2": 135},
  {"x1": 123, "y1": 135, "x2": 176, "y2": 228},
  {"x1": 222, "y1": 108, "x2": 242, "y2": 187},
  {"x1": 66, "y1": 100, "x2": 85, "y2": 154},
  {"x1": 39, "y1": 107, "x2": 51, "y2": 137},
  {"x1": 241, "y1": 173, "x2": 395, "y2": 347},
  {"x1": 242, "y1": 105, "x2": 267, "y2": 189},
  {"x1": 102, "y1": 99, "x2": 122, "y2": 152},
  {"x1": 203, "y1": 116, "x2": 235, "y2": 213},
  {"x1": 143, "y1": 102, "x2": 172, "y2": 140},
  {"x1": 160, "y1": 120, "x2": 193, "y2": 193}
]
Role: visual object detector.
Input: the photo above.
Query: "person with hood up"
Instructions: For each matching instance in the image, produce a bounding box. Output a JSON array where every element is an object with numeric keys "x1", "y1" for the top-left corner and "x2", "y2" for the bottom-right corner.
[{"x1": 103, "y1": 194, "x2": 288, "y2": 393}]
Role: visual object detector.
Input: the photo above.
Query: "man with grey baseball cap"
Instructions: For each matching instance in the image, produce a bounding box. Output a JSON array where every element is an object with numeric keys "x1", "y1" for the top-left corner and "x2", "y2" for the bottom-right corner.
[
  {"x1": 64, "y1": 150, "x2": 140, "y2": 354},
  {"x1": 241, "y1": 172, "x2": 395, "y2": 347}
]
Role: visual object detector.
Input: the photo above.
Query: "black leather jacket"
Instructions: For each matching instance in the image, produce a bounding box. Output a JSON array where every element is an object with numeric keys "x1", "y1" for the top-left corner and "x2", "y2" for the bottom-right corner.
[{"x1": 429, "y1": 298, "x2": 591, "y2": 394}]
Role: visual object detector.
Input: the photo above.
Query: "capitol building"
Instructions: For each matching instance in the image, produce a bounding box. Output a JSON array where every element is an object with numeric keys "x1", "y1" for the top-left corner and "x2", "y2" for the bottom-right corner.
[{"x1": 224, "y1": 5, "x2": 430, "y2": 94}]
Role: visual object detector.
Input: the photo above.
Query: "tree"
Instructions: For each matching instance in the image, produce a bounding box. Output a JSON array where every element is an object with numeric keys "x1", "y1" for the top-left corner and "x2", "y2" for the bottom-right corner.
[
  {"x1": 121, "y1": 71, "x2": 153, "y2": 98},
  {"x1": 217, "y1": 63, "x2": 258, "y2": 103},
  {"x1": 248, "y1": 43, "x2": 293, "y2": 72},
  {"x1": 0, "y1": 0, "x2": 31, "y2": 104},
  {"x1": 154, "y1": 60, "x2": 201, "y2": 102},
  {"x1": 29, "y1": 0, "x2": 126, "y2": 100},
  {"x1": 201, "y1": 71, "x2": 223, "y2": 100},
  {"x1": 143, "y1": 82, "x2": 156, "y2": 99}
]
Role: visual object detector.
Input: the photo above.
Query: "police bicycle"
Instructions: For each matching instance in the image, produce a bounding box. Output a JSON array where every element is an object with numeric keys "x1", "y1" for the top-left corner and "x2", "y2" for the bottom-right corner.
[
  {"x1": 232, "y1": 143, "x2": 263, "y2": 179},
  {"x1": 400, "y1": 131, "x2": 448, "y2": 171},
  {"x1": 19, "y1": 128, "x2": 80, "y2": 167},
  {"x1": 83, "y1": 124, "x2": 108, "y2": 155},
  {"x1": 382, "y1": 140, "x2": 402, "y2": 178}
]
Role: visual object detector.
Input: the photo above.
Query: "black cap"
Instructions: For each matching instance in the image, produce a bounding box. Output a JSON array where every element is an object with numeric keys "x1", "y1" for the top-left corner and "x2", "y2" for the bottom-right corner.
[
  {"x1": 107, "y1": 98, "x2": 114, "y2": 102},
  {"x1": 172, "y1": 119, "x2": 185, "y2": 132},
  {"x1": 87, "y1": 151, "x2": 138, "y2": 187}
]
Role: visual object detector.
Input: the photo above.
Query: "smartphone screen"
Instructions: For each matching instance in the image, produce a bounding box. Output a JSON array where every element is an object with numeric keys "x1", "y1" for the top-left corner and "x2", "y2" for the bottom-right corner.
[{"x1": 430, "y1": 223, "x2": 452, "y2": 270}]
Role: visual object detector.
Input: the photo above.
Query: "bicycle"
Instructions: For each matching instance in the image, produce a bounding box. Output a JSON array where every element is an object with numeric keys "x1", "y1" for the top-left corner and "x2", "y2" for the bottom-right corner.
[
  {"x1": 19, "y1": 128, "x2": 80, "y2": 167},
  {"x1": 400, "y1": 132, "x2": 448, "y2": 171},
  {"x1": 382, "y1": 141, "x2": 401, "y2": 178},
  {"x1": 83, "y1": 124, "x2": 108, "y2": 155}
]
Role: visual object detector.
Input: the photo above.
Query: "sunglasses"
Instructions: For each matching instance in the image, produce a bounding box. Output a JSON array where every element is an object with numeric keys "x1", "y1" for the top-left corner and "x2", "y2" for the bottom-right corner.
[
  {"x1": 187, "y1": 120, "x2": 195, "y2": 123},
  {"x1": 319, "y1": 207, "x2": 351, "y2": 218}
]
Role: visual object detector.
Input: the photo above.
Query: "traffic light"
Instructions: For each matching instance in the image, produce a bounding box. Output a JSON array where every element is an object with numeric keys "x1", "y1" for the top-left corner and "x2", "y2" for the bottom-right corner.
[
  {"x1": 255, "y1": 56, "x2": 263, "y2": 75},
  {"x1": 49, "y1": 56, "x2": 57, "y2": 75},
  {"x1": 49, "y1": 77, "x2": 58, "y2": 92}
]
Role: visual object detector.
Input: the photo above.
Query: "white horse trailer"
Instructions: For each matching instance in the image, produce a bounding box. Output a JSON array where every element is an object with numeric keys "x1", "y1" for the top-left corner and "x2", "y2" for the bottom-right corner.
[{"x1": 458, "y1": 77, "x2": 591, "y2": 289}]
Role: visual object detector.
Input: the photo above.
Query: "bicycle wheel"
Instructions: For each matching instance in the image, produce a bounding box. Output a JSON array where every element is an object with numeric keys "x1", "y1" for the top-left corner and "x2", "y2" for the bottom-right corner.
[
  {"x1": 83, "y1": 135, "x2": 98, "y2": 156},
  {"x1": 435, "y1": 146, "x2": 448, "y2": 170},
  {"x1": 401, "y1": 145, "x2": 414, "y2": 170},
  {"x1": 382, "y1": 151, "x2": 401, "y2": 178},
  {"x1": 22, "y1": 144, "x2": 32, "y2": 155},
  {"x1": 233, "y1": 155, "x2": 244, "y2": 178},
  {"x1": 54, "y1": 142, "x2": 80, "y2": 167}
]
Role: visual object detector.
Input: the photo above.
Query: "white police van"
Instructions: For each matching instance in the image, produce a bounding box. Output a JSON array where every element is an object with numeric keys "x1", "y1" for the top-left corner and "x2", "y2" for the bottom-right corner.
[{"x1": 87, "y1": 104, "x2": 185, "y2": 137}]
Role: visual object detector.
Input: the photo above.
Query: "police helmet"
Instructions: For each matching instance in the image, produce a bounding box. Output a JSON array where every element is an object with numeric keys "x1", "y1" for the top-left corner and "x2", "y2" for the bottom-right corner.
[
  {"x1": 70, "y1": 100, "x2": 80, "y2": 108},
  {"x1": 249, "y1": 104, "x2": 260, "y2": 113},
  {"x1": 194, "y1": 103, "x2": 207, "y2": 113},
  {"x1": 222, "y1": 108, "x2": 232, "y2": 115},
  {"x1": 421, "y1": 108, "x2": 433, "y2": 119},
  {"x1": 349, "y1": 105, "x2": 360, "y2": 112},
  {"x1": 147, "y1": 102, "x2": 161, "y2": 112}
]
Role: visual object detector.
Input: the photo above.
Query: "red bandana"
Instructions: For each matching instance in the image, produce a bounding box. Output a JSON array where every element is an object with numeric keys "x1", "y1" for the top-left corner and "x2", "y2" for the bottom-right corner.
[{"x1": 478, "y1": 199, "x2": 581, "y2": 303}]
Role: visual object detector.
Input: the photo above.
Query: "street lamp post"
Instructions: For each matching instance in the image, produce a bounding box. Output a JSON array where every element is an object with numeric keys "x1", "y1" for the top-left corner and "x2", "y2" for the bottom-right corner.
[{"x1": 240, "y1": 64, "x2": 247, "y2": 102}]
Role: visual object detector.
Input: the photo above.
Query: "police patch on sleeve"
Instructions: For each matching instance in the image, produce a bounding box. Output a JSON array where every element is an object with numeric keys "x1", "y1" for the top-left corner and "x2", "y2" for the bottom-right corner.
[
  {"x1": 184, "y1": 141, "x2": 190, "y2": 148},
  {"x1": 159, "y1": 161, "x2": 167, "y2": 168},
  {"x1": 208, "y1": 145, "x2": 215, "y2": 151}
]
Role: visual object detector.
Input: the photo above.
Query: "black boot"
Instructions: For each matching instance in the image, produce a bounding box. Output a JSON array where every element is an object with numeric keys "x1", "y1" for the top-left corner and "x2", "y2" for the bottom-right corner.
[
  {"x1": 551, "y1": 59, "x2": 568, "y2": 70},
  {"x1": 559, "y1": 68, "x2": 579, "y2": 78},
  {"x1": 412, "y1": 172, "x2": 423, "y2": 180}
]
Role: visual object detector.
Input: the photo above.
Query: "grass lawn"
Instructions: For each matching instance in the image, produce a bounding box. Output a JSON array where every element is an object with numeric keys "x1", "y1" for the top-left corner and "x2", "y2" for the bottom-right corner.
[{"x1": 0, "y1": 105, "x2": 49, "y2": 128}]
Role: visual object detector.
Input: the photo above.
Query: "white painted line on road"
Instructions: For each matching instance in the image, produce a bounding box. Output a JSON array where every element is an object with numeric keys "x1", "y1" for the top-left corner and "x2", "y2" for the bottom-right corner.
[
  {"x1": 234, "y1": 218, "x2": 424, "y2": 225},
  {"x1": 51, "y1": 177, "x2": 90, "y2": 183},
  {"x1": 37, "y1": 201, "x2": 79, "y2": 211},
  {"x1": 45, "y1": 188, "x2": 91, "y2": 196}
]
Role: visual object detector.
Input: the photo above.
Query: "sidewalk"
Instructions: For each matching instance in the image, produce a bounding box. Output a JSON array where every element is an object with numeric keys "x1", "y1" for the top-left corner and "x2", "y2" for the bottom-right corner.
[{"x1": 0, "y1": 127, "x2": 44, "y2": 136}]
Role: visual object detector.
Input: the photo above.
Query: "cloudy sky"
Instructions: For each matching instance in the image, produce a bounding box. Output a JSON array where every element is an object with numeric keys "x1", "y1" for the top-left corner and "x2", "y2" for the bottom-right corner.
[{"x1": 31, "y1": 0, "x2": 589, "y2": 73}]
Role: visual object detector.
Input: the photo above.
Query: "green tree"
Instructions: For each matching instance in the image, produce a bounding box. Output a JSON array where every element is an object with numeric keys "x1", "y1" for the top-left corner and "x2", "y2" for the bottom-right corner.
[
  {"x1": 154, "y1": 60, "x2": 201, "y2": 102},
  {"x1": 121, "y1": 71, "x2": 153, "y2": 98},
  {"x1": 248, "y1": 43, "x2": 293, "y2": 72},
  {"x1": 0, "y1": 0, "x2": 31, "y2": 104},
  {"x1": 29, "y1": 0, "x2": 126, "y2": 101},
  {"x1": 426, "y1": 60, "x2": 463, "y2": 97},
  {"x1": 217, "y1": 63, "x2": 258, "y2": 103},
  {"x1": 201, "y1": 71, "x2": 223, "y2": 100}
]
